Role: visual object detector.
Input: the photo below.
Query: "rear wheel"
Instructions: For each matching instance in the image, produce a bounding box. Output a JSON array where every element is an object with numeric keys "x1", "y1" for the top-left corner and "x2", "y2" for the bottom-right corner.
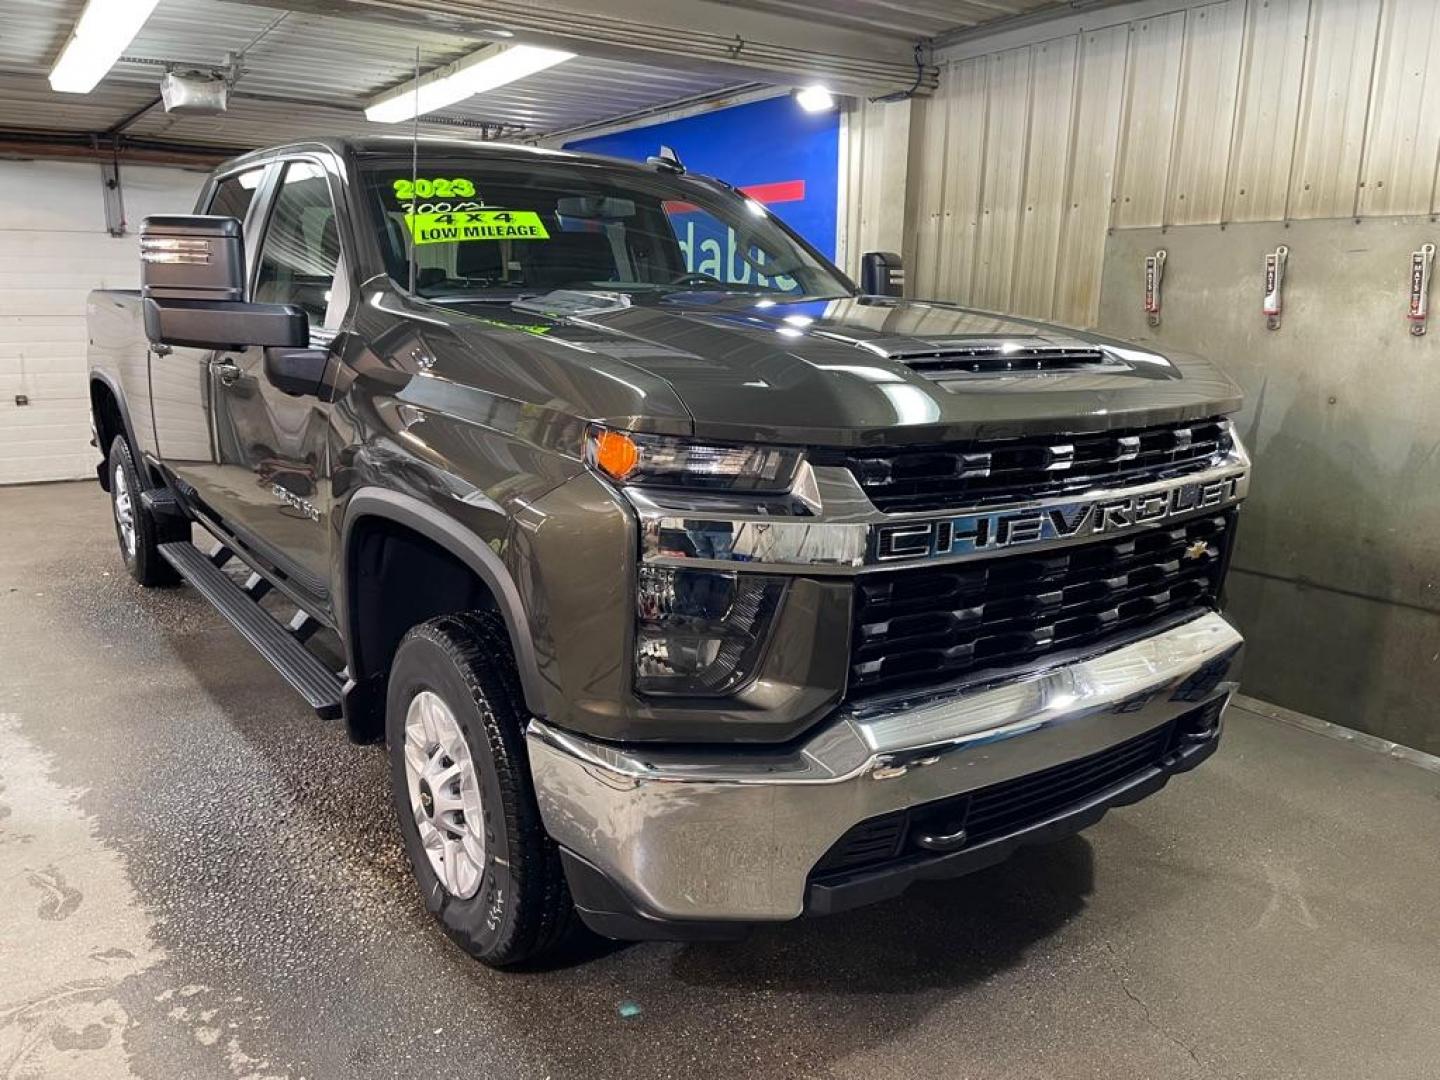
[
  {"x1": 386, "y1": 611, "x2": 576, "y2": 967},
  {"x1": 107, "y1": 436, "x2": 178, "y2": 587}
]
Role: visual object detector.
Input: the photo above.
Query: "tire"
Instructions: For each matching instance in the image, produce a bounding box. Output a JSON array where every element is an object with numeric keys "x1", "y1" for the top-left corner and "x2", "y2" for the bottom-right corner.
[
  {"x1": 386, "y1": 611, "x2": 577, "y2": 967},
  {"x1": 107, "y1": 436, "x2": 179, "y2": 587}
]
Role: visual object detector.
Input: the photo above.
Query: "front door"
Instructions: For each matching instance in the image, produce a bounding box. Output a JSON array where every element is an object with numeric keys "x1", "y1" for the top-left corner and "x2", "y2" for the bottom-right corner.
[
  {"x1": 150, "y1": 165, "x2": 267, "y2": 494},
  {"x1": 208, "y1": 158, "x2": 349, "y2": 612}
]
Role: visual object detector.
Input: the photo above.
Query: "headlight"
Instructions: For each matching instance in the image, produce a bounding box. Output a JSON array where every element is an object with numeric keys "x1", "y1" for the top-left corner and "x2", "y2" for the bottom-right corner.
[
  {"x1": 635, "y1": 566, "x2": 785, "y2": 696},
  {"x1": 587, "y1": 427, "x2": 803, "y2": 492}
]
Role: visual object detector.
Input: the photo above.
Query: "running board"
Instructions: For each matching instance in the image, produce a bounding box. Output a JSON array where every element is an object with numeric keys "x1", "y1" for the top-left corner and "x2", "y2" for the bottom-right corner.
[{"x1": 158, "y1": 541, "x2": 343, "y2": 718}]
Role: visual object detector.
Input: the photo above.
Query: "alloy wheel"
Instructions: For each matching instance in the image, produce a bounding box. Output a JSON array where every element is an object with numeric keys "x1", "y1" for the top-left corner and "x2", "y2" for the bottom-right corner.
[
  {"x1": 402, "y1": 690, "x2": 488, "y2": 898},
  {"x1": 112, "y1": 462, "x2": 137, "y2": 558}
]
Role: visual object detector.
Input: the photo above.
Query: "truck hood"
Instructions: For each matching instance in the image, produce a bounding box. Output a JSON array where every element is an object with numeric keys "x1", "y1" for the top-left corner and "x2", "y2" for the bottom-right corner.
[{"x1": 430, "y1": 292, "x2": 1243, "y2": 447}]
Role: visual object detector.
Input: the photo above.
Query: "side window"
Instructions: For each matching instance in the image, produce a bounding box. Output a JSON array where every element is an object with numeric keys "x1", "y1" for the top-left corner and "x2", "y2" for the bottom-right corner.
[
  {"x1": 253, "y1": 161, "x2": 344, "y2": 329},
  {"x1": 206, "y1": 168, "x2": 262, "y2": 224}
]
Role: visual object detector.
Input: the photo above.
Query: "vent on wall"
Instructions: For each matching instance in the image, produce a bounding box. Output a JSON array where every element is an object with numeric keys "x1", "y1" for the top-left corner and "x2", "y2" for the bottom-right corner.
[{"x1": 886, "y1": 343, "x2": 1126, "y2": 379}]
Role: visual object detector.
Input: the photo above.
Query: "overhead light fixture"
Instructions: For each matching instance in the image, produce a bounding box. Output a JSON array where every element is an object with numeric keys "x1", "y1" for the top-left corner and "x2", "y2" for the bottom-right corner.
[
  {"x1": 366, "y1": 43, "x2": 575, "y2": 124},
  {"x1": 794, "y1": 85, "x2": 836, "y2": 113},
  {"x1": 49, "y1": 0, "x2": 160, "y2": 94}
]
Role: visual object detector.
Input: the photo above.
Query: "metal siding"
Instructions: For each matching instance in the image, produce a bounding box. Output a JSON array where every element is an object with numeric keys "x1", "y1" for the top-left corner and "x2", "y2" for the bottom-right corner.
[
  {"x1": 1011, "y1": 35, "x2": 1079, "y2": 319},
  {"x1": 699, "y1": 0, "x2": 1070, "y2": 40},
  {"x1": 1357, "y1": 0, "x2": 1440, "y2": 216},
  {"x1": 937, "y1": 56, "x2": 990, "y2": 304},
  {"x1": 838, "y1": 96, "x2": 910, "y2": 280},
  {"x1": 0, "y1": 0, "x2": 750, "y2": 144},
  {"x1": 1052, "y1": 24, "x2": 1129, "y2": 327},
  {"x1": 1287, "y1": 0, "x2": 1383, "y2": 219},
  {"x1": 972, "y1": 47, "x2": 1033, "y2": 312},
  {"x1": 1224, "y1": 0, "x2": 1310, "y2": 223},
  {"x1": 907, "y1": 90, "x2": 951, "y2": 299},
  {"x1": 859, "y1": 0, "x2": 1440, "y2": 325},
  {"x1": 0, "y1": 0, "x2": 84, "y2": 70},
  {"x1": 1167, "y1": 0, "x2": 1246, "y2": 224},
  {"x1": 1112, "y1": 11, "x2": 1186, "y2": 229}
]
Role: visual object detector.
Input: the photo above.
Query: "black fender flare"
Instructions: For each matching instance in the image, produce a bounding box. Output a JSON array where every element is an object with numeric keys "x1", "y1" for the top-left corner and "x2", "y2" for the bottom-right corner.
[
  {"x1": 89, "y1": 368, "x2": 156, "y2": 490},
  {"x1": 338, "y1": 488, "x2": 547, "y2": 717}
]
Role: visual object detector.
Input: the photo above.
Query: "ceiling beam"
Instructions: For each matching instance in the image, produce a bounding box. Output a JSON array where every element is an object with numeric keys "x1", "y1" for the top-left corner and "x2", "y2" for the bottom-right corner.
[
  {"x1": 0, "y1": 130, "x2": 242, "y2": 167},
  {"x1": 225, "y1": 0, "x2": 937, "y2": 97}
]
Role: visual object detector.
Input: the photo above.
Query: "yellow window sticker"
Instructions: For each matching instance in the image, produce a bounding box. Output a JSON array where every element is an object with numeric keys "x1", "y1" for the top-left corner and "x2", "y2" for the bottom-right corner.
[
  {"x1": 393, "y1": 177, "x2": 477, "y2": 200},
  {"x1": 407, "y1": 210, "x2": 550, "y2": 245}
]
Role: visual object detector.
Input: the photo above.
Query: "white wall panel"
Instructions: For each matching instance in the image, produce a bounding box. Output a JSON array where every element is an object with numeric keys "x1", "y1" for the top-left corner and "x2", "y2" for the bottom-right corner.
[{"x1": 0, "y1": 160, "x2": 203, "y2": 486}]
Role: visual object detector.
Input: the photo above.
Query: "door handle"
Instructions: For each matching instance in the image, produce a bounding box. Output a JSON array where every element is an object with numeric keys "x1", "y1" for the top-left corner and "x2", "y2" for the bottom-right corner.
[{"x1": 212, "y1": 359, "x2": 242, "y2": 386}]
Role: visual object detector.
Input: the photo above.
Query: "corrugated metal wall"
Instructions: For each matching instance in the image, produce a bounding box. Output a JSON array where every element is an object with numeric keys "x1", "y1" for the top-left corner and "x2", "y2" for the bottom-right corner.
[
  {"x1": 879, "y1": 0, "x2": 1440, "y2": 750},
  {"x1": 835, "y1": 97, "x2": 913, "y2": 281},
  {"x1": 0, "y1": 160, "x2": 205, "y2": 485},
  {"x1": 906, "y1": 0, "x2": 1440, "y2": 327}
]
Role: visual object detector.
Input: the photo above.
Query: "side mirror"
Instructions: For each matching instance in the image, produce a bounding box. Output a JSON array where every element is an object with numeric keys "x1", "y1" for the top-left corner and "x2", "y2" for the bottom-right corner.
[
  {"x1": 264, "y1": 346, "x2": 338, "y2": 401},
  {"x1": 860, "y1": 251, "x2": 905, "y2": 297},
  {"x1": 140, "y1": 215, "x2": 308, "y2": 351}
]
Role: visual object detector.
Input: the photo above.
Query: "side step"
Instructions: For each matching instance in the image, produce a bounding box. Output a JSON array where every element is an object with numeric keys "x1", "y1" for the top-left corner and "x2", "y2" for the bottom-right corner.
[{"x1": 159, "y1": 541, "x2": 343, "y2": 718}]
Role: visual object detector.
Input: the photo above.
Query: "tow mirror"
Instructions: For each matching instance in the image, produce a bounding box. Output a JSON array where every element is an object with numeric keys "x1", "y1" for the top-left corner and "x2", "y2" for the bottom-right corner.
[
  {"x1": 140, "y1": 215, "x2": 307, "y2": 351},
  {"x1": 264, "y1": 346, "x2": 338, "y2": 401},
  {"x1": 860, "y1": 251, "x2": 905, "y2": 297}
]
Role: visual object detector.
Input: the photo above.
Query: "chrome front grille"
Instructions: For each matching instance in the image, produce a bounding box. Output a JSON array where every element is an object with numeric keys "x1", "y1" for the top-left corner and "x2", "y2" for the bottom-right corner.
[
  {"x1": 823, "y1": 417, "x2": 1232, "y2": 514},
  {"x1": 848, "y1": 512, "x2": 1233, "y2": 699}
]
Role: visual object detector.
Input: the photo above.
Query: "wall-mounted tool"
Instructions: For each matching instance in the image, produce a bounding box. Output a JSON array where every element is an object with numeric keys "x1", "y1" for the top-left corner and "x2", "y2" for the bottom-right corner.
[
  {"x1": 1144, "y1": 249, "x2": 1166, "y2": 327},
  {"x1": 1408, "y1": 243, "x2": 1434, "y2": 337},
  {"x1": 1263, "y1": 245, "x2": 1288, "y2": 330}
]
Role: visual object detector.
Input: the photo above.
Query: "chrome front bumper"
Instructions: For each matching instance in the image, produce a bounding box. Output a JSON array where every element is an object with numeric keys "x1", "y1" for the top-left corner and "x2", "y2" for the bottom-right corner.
[{"x1": 526, "y1": 611, "x2": 1243, "y2": 925}]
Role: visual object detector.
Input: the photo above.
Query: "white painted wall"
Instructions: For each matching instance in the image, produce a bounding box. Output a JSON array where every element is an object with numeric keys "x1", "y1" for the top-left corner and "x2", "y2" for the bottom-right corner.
[{"x1": 0, "y1": 159, "x2": 206, "y2": 485}]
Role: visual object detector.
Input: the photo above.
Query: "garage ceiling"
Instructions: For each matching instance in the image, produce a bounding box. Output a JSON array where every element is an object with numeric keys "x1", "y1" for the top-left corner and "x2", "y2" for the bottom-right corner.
[
  {"x1": 711, "y1": 0, "x2": 1075, "y2": 41},
  {"x1": 0, "y1": 0, "x2": 1072, "y2": 156}
]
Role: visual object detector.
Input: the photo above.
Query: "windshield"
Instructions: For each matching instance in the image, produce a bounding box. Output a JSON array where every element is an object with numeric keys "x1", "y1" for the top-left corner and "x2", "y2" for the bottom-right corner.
[{"x1": 358, "y1": 154, "x2": 853, "y2": 303}]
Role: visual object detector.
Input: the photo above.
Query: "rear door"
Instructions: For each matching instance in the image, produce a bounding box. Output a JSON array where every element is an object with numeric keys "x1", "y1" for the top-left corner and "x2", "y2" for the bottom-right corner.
[
  {"x1": 149, "y1": 163, "x2": 271, "y2": 491},
  {"x1": 206, "y1": 156, "x2": 351, "y2": 611}
]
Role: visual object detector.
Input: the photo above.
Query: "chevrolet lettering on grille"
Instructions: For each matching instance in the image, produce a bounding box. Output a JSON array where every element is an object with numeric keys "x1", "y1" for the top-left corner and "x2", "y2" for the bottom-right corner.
[{"x1": 874, "y1": 471, "x2": 1247, "y2": 561}]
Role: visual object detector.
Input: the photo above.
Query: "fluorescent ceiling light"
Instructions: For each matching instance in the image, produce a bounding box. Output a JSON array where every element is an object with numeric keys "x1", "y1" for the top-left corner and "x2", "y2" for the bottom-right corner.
[
  {"x1": 366, "y1": 43, "x2": 575, "y2": 124},
  {"x1": 49, "y1": 0, "x2": 160, "y2": 94},
  {"x1": 794, "y1": 85, "x2": 836, "y2": 113}
]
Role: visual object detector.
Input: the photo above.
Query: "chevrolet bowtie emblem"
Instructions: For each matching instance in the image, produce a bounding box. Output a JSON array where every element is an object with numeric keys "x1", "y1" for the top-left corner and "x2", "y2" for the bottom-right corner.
[{"x1": 1183, "y1": 539, "x2": 1210, "y2": 560}]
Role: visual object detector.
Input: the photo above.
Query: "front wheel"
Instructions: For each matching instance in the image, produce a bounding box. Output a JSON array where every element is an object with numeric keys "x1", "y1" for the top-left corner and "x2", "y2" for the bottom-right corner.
[
  {"x1": 386, "y1": 612, "x2": 576, "y2": 967},
  {"x1": 107, "y1": 436, "x2": 178, "y2": 587}
]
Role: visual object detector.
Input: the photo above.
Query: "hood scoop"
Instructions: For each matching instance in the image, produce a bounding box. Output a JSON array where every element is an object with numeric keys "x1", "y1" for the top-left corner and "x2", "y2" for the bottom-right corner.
[
  {"x1": 512, "y1": 290, "x2": 632, "y2": 319},
  {"x1": 875, "y1": 337, "x2": 1128, "y2": 380}
]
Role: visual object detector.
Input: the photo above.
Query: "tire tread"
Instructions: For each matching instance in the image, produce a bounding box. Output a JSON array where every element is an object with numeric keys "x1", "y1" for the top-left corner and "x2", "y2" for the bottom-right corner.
[
  {"x1": 393, "y1": 611, "x2": 577, "y2": 967},
  {"x1": 107, "y1": 435, "x2": 180, "y2": 588}
]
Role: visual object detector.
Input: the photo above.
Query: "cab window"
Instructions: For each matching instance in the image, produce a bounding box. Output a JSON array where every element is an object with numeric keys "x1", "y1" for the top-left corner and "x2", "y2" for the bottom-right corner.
[
  {"x1": 206, "y1": 167, "x2": 263, "y2": 224},
  {"x1": 253, "y1": 161, "x2": 346, "y2": 329}
]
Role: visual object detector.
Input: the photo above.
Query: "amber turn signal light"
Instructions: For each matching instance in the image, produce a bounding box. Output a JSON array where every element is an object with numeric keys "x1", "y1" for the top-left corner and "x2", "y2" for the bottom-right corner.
[{"x1": 593, "y1": 429, "x2": 640, "y2": 480}]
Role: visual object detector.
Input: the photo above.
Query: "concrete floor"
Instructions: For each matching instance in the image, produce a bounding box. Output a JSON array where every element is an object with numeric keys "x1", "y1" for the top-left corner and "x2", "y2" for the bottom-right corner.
[{"x1": 3, "y1": 480, "x2": 1440, "y2": 1080}]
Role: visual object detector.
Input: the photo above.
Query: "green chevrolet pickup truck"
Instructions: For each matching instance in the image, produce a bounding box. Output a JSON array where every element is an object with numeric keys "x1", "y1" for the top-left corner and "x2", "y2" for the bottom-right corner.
[{"x1": 87, "y1": 136, "x2": 1248, "y2": 966}]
